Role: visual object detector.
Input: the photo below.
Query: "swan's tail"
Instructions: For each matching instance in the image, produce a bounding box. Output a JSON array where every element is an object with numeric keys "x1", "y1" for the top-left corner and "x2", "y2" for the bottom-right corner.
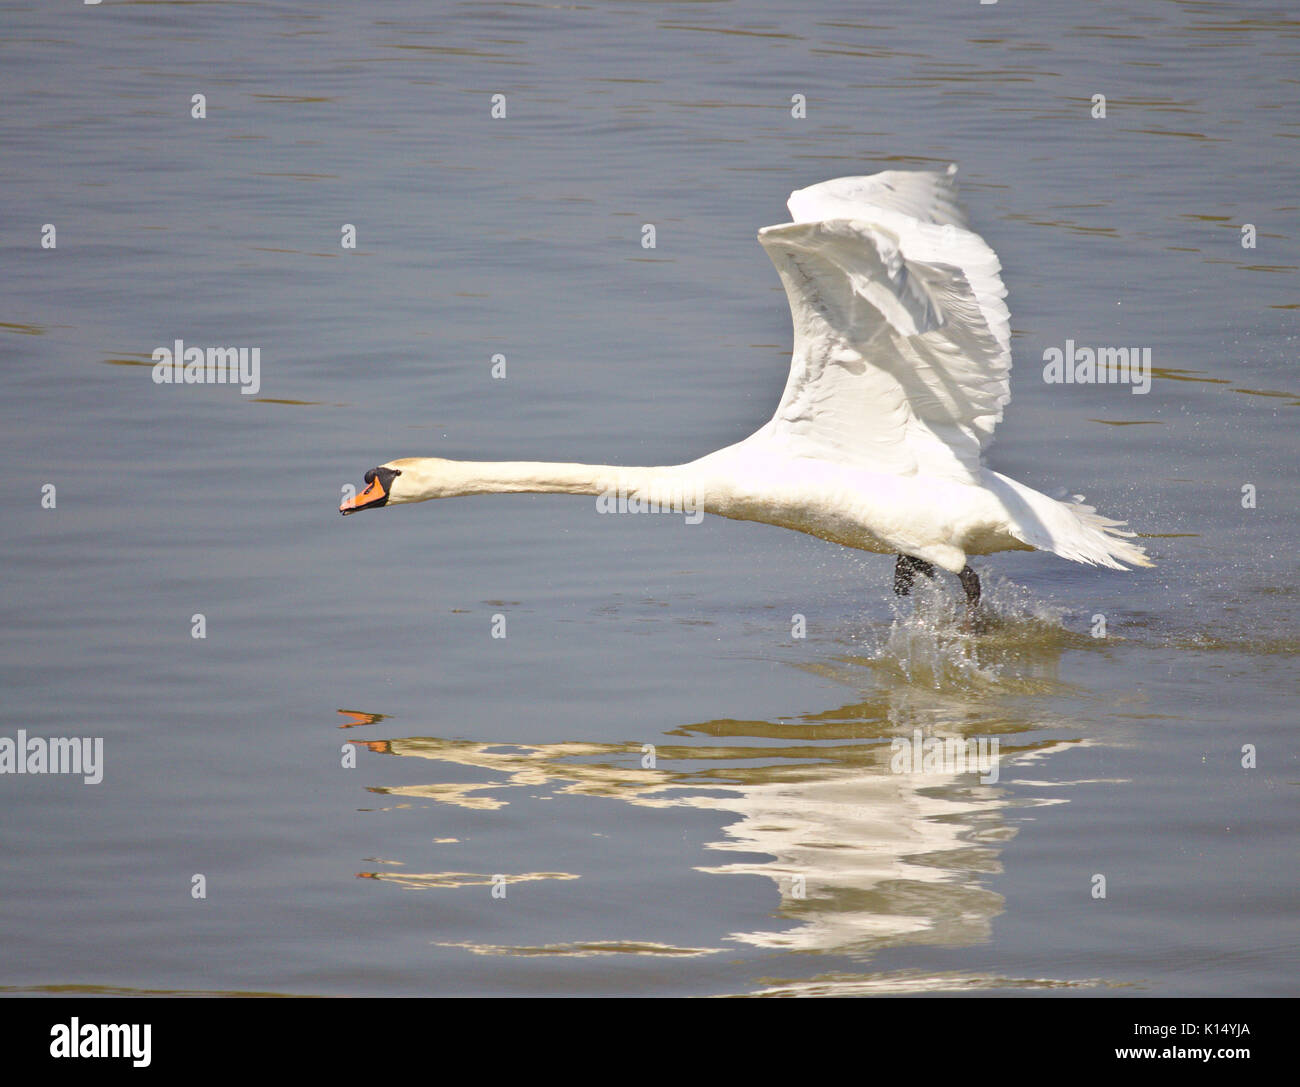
[{"x1": 989, "y1": 472, "x2": 1153, "y2": 570}]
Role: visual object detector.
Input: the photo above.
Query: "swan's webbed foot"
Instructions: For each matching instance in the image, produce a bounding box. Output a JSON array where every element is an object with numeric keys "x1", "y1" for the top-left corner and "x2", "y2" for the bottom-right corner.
[
  {"x1": 893, "y1": 554, "x2": 937, "y2": 596},
  {"x1": 958, "y1": 565, "x2": 982, "y2": 632},
  {"x1": 895, "y1": 557, "x2": 984, "y2": 632}
]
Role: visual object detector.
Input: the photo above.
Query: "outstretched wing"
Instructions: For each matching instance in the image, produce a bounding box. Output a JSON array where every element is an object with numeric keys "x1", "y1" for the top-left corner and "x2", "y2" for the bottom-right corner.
[{"x1": 755, "y1": 166, "x2": 1011, "y2": 483}]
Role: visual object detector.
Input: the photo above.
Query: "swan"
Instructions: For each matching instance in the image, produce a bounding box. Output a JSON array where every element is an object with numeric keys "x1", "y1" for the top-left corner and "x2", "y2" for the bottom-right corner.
[{"x1": 340, "y1": 165, "x2": 1150, "y2": 613}]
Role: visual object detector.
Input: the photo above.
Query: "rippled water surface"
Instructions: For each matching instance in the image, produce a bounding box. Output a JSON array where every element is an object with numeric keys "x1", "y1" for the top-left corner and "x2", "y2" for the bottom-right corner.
[{"x1": 0, "y1": 0, "x2": 1296, "y2": 997}]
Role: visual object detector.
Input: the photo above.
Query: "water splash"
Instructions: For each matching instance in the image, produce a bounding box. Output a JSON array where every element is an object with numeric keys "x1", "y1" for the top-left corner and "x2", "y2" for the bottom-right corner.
[{"x1": 861, "y1": 574, "x2": 1071, "y2": 692}]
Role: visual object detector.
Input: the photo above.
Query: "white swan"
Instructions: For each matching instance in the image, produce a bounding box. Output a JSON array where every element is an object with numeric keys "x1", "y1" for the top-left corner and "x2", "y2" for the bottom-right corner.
[{"x1": 341, "y1": 165, "x2": 1150, "y2": 611}]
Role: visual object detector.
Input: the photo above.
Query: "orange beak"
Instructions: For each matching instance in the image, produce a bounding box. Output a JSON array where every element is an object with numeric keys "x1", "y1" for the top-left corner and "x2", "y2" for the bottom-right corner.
[{"x1": 340, "y1": 475, "x2": 387, "y2": 515}]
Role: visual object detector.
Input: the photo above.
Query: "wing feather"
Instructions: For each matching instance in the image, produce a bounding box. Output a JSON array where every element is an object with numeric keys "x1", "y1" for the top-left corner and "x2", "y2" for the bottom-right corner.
[{"x1": 756, "y1": 166, "x2": 1011, "y2": 483}]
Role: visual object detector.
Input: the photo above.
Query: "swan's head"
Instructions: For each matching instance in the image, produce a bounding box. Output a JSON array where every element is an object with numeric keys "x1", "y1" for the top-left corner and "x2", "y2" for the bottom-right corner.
[{"x1": 339, "y1": 464, "x2": 407, "y2": 515}]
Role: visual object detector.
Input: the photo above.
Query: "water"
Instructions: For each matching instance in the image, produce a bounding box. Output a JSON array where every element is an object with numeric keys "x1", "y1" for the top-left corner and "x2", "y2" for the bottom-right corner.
[{"x1": 0, "y1": 0, "x2": 1296, "y2": 997}]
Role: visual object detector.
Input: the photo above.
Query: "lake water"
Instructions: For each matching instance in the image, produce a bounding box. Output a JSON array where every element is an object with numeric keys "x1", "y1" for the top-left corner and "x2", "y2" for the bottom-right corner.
[{"x1": 1, "y1": 0, "x2": 1296, "y2": 997}]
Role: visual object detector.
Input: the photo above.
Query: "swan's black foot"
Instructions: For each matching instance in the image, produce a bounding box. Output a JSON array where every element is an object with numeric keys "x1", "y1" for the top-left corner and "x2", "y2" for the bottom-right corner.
[
  {"x1": 958, "y1": 565, "x2": 982, "y2": 631},
  {"x1": 893, "y1": 554, "x2": 937, "y2": 596}
]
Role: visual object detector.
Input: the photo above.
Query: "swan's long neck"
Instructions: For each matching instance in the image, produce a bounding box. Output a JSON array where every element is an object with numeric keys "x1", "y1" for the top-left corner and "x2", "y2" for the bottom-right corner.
[{"x1": 393, "y1": 457, "x2": 706, "y2": 509}]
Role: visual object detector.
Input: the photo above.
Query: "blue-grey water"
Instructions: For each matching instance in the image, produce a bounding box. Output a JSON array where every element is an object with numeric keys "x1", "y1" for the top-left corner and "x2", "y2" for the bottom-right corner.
[{"x1": 1, "y1": 0, "x2": 1296, "y2": 997}]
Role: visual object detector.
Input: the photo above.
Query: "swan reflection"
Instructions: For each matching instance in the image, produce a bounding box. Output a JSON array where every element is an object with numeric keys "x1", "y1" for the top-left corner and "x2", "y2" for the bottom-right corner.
[{"x1": 345, "y1": 609, "x2": 1097, "y2": 966}]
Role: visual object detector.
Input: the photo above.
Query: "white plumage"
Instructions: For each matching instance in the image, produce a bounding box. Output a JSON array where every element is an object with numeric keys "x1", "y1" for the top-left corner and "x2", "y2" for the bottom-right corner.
[
  {"x1": 760, "y1": 165, "x2": 1010, "y2": 483},
  {"x1": 688, "y1": 164, "x2": 1150, "y2": 574}
]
